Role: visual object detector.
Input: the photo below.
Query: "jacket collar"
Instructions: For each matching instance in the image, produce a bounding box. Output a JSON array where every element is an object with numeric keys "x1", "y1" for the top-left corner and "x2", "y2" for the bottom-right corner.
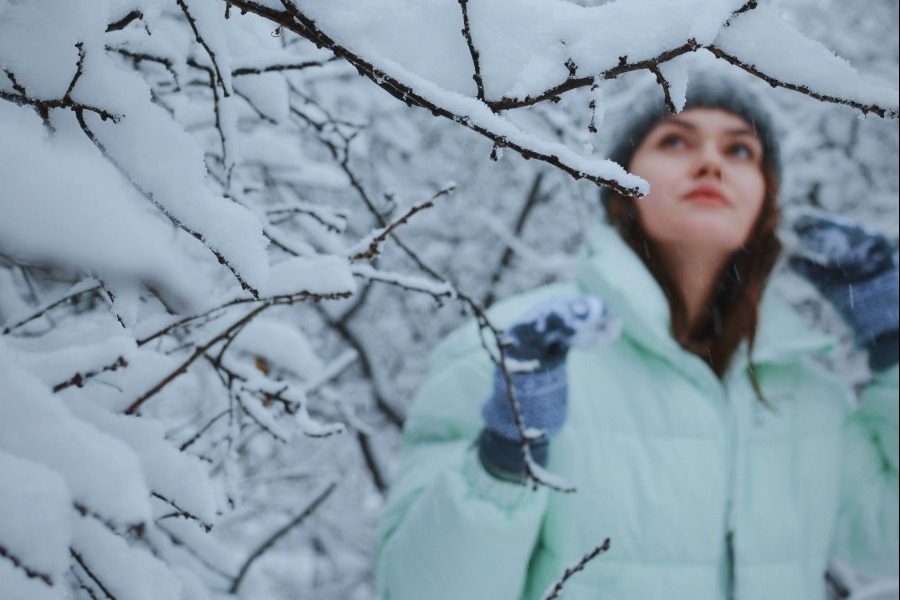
[{"x1": 575, "y1": 222, "x2": 834, "y2": 381}]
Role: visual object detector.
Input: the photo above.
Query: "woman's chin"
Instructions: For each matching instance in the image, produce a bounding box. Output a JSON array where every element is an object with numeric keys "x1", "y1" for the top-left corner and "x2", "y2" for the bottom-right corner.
[{"x1": 651, "y1": 217, "x2": 749, "y2": 252}]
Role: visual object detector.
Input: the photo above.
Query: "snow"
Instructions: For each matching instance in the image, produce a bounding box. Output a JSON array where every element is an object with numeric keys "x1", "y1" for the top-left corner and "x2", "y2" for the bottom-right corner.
[
  {"x1": 715, "y1": 6, "x2": 899, "y2": 114},
  {"x1": 73, "y1": 515, "x2": 182, "y2": 600},
  {"x1": 265, "y1": 255, "x2": 356, "y2": 297},
  {"x1": 0, "y1": 101, "x2": 211, "y2": 314},
  {"x1": 0, "y1": 451, "x2": 71, "y2": 582},
  {"x1": 0, "y1": 0, "x2": 896, "y2": 598},
  {"x1": 0, "y1": 342, "x2": 151, "y2": 526},
  {"x1": 232, "y1": 317, "x2": 325, "y2": 382}
]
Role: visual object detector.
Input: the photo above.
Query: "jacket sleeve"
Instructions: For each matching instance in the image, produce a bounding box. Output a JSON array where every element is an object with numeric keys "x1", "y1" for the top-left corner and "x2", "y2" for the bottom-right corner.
[
  {"x1": 375, "y1": 336, "x2": 550, "y2": 600},
  {"x1": 831, "y1": 362, "x2": 899, "y2": 579}
]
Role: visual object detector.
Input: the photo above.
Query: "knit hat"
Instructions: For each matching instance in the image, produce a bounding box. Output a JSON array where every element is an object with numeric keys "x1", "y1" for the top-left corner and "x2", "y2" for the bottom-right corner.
[{"x1": 601, "y1": 71, "x2": 782, "y2": 207}]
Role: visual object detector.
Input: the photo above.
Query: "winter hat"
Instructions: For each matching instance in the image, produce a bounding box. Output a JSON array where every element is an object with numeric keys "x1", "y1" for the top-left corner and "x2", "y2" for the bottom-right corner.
[{"x1": 601, "y1": 71, "x2": 782, "y2": 207}]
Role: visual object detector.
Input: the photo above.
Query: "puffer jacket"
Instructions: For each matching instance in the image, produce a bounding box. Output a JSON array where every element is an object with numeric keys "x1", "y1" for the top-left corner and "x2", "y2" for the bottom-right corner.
[{"x1": 375, "y1": 222, "x2": 899, "y2": 600}]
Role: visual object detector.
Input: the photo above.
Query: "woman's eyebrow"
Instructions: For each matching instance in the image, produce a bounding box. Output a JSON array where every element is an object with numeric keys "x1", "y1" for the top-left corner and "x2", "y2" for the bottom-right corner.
[
  {"x1": 659, "y1": 118, "x2": 759, "y2": 140},
  {"x1": 662, "y1": 118, "x2": 695, "y2": 131},
  {"x1": 725, "y1": 127, "x2": 758, "y2": 137}
]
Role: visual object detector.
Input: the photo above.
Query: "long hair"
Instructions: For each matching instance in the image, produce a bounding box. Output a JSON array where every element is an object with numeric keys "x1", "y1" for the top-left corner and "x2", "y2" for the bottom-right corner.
[{"x1": 604, "y1": 160, "x2": 782, "y2": 398}]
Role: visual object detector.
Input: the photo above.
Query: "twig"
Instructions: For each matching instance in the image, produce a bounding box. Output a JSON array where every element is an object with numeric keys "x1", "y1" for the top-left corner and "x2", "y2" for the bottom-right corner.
[
  {"x1": 539, "y1": 538, "x2": 611, "y2": 600},
  {"x1": 356, "y1": 430, "x2": 387, "y2": 494},
  {"x1": 2, "y1": 284, "x2": 101, "y2": 335},
  {"x1": 229, "y1": 481, "x2": 338, "y2": 593},
  {"x1": 177, "y1": 0, "x2": 230, "y2": 97},
  {"x1": 229, "y1": 0, "x2": 645, "y2": 196},
  {"x1": 232, "y1": 58, "x2": 337, "y2": 76},
  {"x1": 70, "y1": 549, "x2": 118, "y2": 600},
  {"x1": 106, "y1": 10, "x2": 143, "y2": 32},
  {"x1": 74, "y1": 110, "x2": 260, "y2": 299},
  {"x1": 483, "y1": 172, "x2": 546, "y2": 307},
  {"x1": 457, "y1": 0, "x2": 486, "y2": 102},
  {"x1": 179, "y1": 409, "x2": 230, "y2": 451},
  {"x1": 53, "y1": 356, "x2": 128, "y2": 393},
  {"x1": 0, "y1": 544, "x2": 53, "y2": 586},
  {"x1": 350, "y1": 185, "x2": 455, "y2": 261},
  {"x1": 704, "y1": 45, "x2": 897, "y2": 118},
  {"x1": 151, "y1": 492, "x2": 213, "y2": 532},
  {"x1": 649, "y1": 65, "x2": 675, "y2": 113},
  {"x1": 126, "y1": 304, "x2": 270, "y2": 414},
  {"x1": 489, "y1": 40, "x2": 701, "y2": 110}
]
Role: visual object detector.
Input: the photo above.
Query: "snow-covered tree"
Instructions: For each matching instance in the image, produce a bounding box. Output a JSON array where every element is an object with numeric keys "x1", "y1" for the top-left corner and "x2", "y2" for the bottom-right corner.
[{"x1": 1, "y1": 0, "x2": 896, "y2": 598}]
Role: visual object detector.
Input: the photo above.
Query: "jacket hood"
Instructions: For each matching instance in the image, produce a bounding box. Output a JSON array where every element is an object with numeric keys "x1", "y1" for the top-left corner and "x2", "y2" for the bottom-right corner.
[{"x1": 575, "y1": 222, "x2": 835, "y2": 375}]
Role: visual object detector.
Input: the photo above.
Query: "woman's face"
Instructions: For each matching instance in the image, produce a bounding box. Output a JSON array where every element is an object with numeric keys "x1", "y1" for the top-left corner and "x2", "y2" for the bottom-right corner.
[{"x1": 628, "y1": 108, "x2": 767, "y2": 255}]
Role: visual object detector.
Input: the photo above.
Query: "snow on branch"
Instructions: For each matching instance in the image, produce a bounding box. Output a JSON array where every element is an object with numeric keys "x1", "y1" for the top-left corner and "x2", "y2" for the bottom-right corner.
[{"x1": 348, "y1": 184, "x2": 456, "y2": 261}]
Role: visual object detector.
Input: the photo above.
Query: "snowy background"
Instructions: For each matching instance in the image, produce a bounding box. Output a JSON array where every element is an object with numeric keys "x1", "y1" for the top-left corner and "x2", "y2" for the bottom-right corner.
[{"x1": 0, "y1": 0, "x2": 897, "y2": 598}]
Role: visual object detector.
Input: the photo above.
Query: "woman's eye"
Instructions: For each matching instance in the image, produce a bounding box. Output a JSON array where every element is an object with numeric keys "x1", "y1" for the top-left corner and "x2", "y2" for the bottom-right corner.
[
  {"x1": 659, "y1": 134, "x2": 686, "y2": 149},
  {"x1": 727, "y1": 142, "x2": 754, "y2": 160}
]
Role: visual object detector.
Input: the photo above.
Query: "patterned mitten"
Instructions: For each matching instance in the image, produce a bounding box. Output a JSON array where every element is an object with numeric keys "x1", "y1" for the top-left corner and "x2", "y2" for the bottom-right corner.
[
  {"x1": 478, "y1": 295, "x2": 620, "y2": 481},
  {"x1": 788, "y1": 209, "x2": 899, "y2": 370}
]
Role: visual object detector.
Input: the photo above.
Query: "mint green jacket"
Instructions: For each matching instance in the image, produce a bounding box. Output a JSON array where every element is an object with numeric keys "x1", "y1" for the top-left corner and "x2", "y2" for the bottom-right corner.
[{"x1": 376, "y1": 223, "x2": 899, "y2": 600}]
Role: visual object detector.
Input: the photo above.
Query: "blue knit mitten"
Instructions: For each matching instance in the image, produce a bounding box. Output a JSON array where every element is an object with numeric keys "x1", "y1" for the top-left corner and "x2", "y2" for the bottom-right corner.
[
  {"x1": 788, "y1": 209, "x2": 899, "y2": 370},
  {"x1": 478, "y1": 295, "x2": 619, "y2": 481}
]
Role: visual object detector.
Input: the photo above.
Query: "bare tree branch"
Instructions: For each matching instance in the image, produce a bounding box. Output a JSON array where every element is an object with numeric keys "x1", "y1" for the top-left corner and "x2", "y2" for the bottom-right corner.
[
  {"x1": 53, "y1": 356, "x2": 128, "y2": 393},
  {"x1": 350, "y1": 185, "x2": 455, "y2": 261},
  {"x1": 540, "y1": 538, "x2": 611, "y2": 600},
  {"x1": 106, "y1": 10, "x2": 143, "y2": 33},
  {"x1": 229, "y1": 481, "x2": 338, "y2": 593},
  {"x1": 649, "y1": 64, "x2": 676, "y2": 113},
  {"x1": 457, "y1": 0, "x2": 486, "y2": 102},
  {"x1": 0, "y1": 544, "x2": 54, "y2": 586},
  {"x1": 177, "y1": 0, "x2": 230, "y2": 97},
  {"x1": 2, "y1": 284, "x2": 101, "y2": 335}
]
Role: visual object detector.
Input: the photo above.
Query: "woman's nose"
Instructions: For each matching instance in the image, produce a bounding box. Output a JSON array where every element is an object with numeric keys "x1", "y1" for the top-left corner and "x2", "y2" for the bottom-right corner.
[{"x1": 693, "y1": 143, "x2": 724, "y2": 179}]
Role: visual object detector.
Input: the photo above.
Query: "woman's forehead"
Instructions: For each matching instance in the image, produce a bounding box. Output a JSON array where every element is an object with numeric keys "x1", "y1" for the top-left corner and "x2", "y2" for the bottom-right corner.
[{"x1": 653, "y1": 108, "x2": 758, "y2": 137}]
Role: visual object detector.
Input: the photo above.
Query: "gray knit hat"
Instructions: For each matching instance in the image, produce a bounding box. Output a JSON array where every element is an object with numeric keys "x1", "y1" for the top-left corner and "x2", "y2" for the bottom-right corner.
[{"x1": 601, "y1": 72, "x2": 782, "y2": 207}]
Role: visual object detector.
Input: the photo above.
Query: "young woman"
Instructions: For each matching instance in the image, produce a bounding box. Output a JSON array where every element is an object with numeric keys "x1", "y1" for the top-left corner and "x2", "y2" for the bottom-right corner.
[{"x1": 375, "y1": 77, "x2": 899, "y2": 600}]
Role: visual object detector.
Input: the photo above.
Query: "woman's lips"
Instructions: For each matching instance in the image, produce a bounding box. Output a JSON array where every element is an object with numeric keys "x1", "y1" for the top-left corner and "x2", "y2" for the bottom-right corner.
[{"x1": 683, "y1": 186, "x2": 728, "y2": 205}]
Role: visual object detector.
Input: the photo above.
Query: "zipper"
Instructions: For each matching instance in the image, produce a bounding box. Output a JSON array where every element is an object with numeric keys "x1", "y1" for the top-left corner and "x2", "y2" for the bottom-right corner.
[
  {"x1": 725, "y1": 529, "x2": 735, "y2": 600},
  {"x1": 721, "y1": 368, "x2": 740, "y2": 600}
]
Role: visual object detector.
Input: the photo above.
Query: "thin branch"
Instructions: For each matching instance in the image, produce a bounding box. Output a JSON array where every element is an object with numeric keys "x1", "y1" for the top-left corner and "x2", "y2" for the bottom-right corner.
[
  {"x1": 229, "y1": 481, "x2": 338, "y2": 593},
  {"x1": 126, "y1": 288, "x2": 351, "y2": 414},
  {"x1": 232, "y1": 58, "x2": 337, "y2": 76},
  {"x1": 109, "y1": 47, "x2": 179, "y2": 89},
  {"x1": 137, "y1": 289, "x2": 351, "y2": 347},
  {"x1": 151, "y1": 492, "x2": 213, "y2": 532},
  {"x1": 349, "y1": 185, "x2": 455, "y2": 261},
  {"x1": 106, "y1": 10, "x2": 143, "y2": 32},
  {"x1": 229, "y1": 0, "x2": 645, "y2": 196},
  {"x1": 53, "y1": 356, "x2": 128, "y2": 393},
  {"x1": 540, "y1": 538, "x2": 611, "y2": 600},
  {"x1": 482, "y1": 172, "x2": 546, "y2": 307},
  {"x1": 704, "y1": 45, "x2": 897, "y2": 118},
  {"x1": 315, "y1": 304, "x2": 404, "y2": 429},
  {"x1": 489, "y1": 39, "x2": 702, "y2": 110},
  {"x1": 177, "y1": 0, "x2": 230, "y2": 97},
  {"x1": 2, "y1": 284, "x2": 101, "y2": 335},
  {"x1": 649, "y1": 64, "x2": 675, "y2": 113},
  {"x1": 186, "y1": 58, "x2": 230, "y2": 170},
  {"x1": 64, "y1": 43, "x2": 86, "y2": 99},
  {"x1": 74, "y1": 110, "x2": 260, "y2": 299},
  {"x1": 70, "y1": 549, "x2": 118, "y2": 600},
  {"x1": 179, "y1": 408, "x2": 230, "y2": 451},
  {"x1": 356, "y1": 430, "x2": 388, "y2": 494},
  {"x1": 457, "y1": 0, "x2": 485, "y2": 102},
  {"x1": 0, "y1": 544, "x2": 54, "y2": 586},
  {"x1": 126, "y1": 304, "x2": 270, "y2": 415}
]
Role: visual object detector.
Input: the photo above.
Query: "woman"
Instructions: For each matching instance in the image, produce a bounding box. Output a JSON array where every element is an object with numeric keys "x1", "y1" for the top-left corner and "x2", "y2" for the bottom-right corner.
[{"x1": 375, "y1": 76, "x2": 899, "y2": 600}]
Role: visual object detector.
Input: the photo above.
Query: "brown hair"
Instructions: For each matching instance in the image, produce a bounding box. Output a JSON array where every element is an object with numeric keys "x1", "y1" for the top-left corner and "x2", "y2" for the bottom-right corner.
[{"x1": 604, "y1": 160, "x2": 782, "y2": 396}]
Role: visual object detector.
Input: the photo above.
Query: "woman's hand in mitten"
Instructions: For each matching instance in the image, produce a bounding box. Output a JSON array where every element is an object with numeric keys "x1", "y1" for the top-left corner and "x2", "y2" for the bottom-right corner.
[
  {"x1": 480, "y1": 295, "x2": 620, "y2": 449},
  {"x1": 787, "y1": 209, "x2": 899, "y2": 369}
]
